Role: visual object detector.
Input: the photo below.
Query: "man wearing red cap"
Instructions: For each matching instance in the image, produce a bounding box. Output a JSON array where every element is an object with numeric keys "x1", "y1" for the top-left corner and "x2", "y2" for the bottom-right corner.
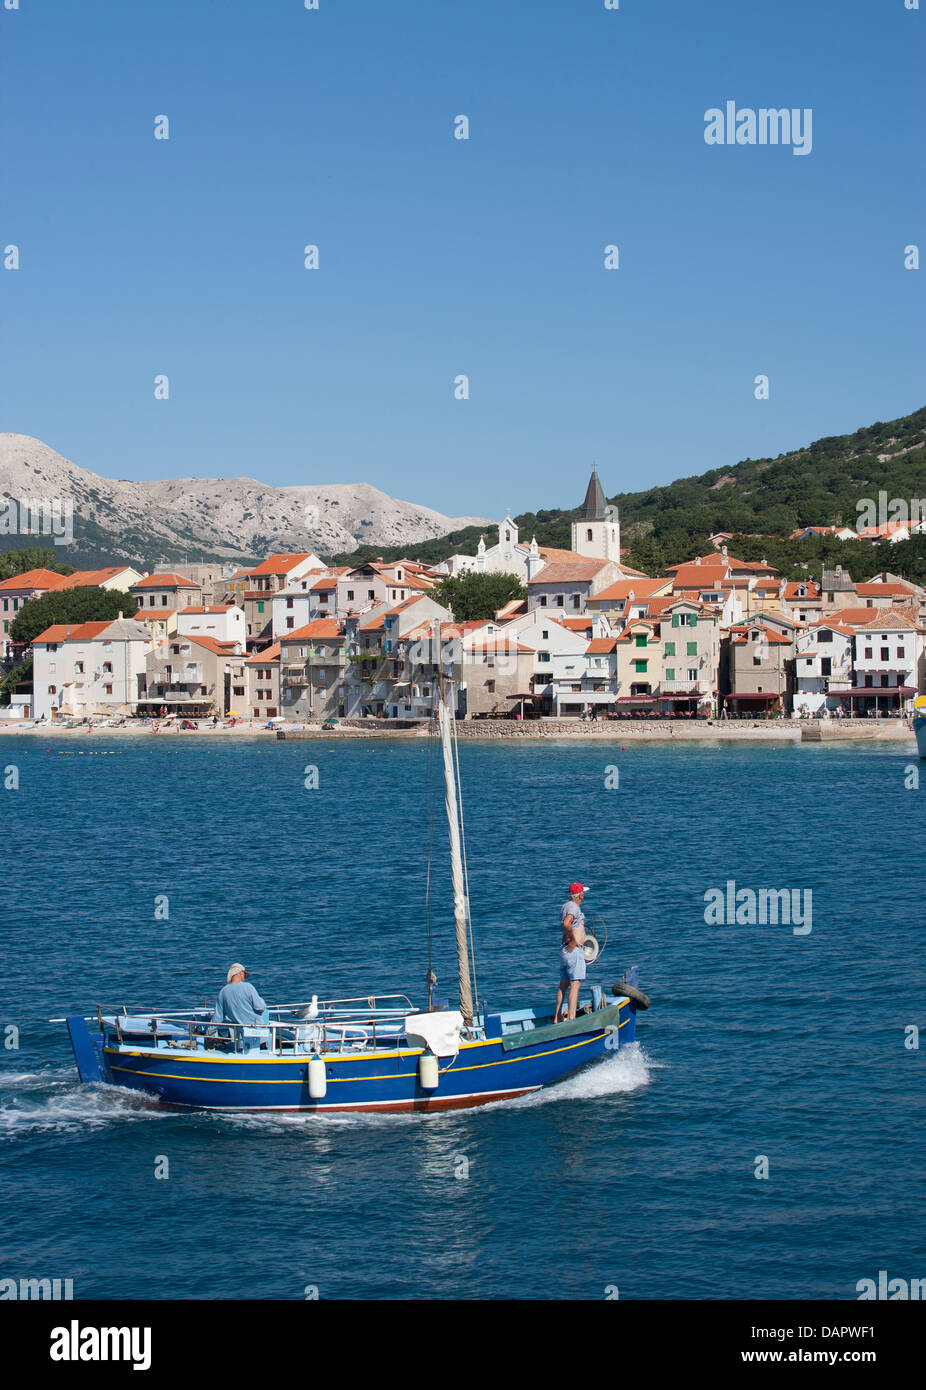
[{"x1": 553, "y1": 882, "x2": 589, "y2": 1023}]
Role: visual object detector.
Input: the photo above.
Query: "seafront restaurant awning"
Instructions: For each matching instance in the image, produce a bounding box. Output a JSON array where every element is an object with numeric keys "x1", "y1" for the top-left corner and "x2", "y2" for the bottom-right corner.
[
  {"x1": 613, "y1": 695, "x2": 658, "y2": 706},
  {"x1": 724, "y1": 692, "x2": 781, "y2": 703},
  {"x1": 136, "y1": 696, "x2": 215, "y2": 710},
  {"x1": 834, "y1": 685, "x2": 917, "y2": 698}
]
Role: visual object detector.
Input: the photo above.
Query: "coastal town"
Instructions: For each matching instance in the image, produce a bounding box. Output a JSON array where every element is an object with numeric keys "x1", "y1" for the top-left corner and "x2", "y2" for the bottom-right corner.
[{"x1": 2, "y1": 469, "x2": 925, "y2": 729}]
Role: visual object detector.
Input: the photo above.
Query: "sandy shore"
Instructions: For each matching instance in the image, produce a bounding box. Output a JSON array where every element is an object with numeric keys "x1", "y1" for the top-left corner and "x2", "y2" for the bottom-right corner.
[{"x1": 0, "y1": 718, "x2": 914, "y2": 745}]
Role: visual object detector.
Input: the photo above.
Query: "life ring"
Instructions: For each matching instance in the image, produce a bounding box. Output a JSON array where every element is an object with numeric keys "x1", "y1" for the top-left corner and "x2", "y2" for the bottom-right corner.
[
  {"x1": 613, "y1": 980, "x2": 650, "y2": 1010},
  {"x1": 581, "y1": 933, "x2": 600, "y2": 964}
]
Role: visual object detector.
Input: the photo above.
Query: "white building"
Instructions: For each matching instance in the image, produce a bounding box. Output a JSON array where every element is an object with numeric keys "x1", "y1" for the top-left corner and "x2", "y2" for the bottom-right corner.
[
  {"x1": 793, "y1": 621, "x2": 855, "y2": 716},
  {"x1": 32, "y1": 617, "x2": 153, "y2": 720},
  {"x1": 176, "y1": 604, "x2": 246, "y2": 647}
]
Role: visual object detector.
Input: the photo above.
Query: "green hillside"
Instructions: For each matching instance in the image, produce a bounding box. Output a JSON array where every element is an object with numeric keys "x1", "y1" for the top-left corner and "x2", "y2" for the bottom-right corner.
[{"x1": 328, "y1": 405, "x2": 926, "y2": 584}]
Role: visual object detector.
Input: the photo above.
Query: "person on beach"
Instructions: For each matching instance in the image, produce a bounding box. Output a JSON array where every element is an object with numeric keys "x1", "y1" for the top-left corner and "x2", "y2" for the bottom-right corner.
[
  {"x1": 212, "y1": 963, "x2": 267, "y2": 1027},
  {"x1": 553, "y1": 882, "x2": 588, "y2": 1023}
]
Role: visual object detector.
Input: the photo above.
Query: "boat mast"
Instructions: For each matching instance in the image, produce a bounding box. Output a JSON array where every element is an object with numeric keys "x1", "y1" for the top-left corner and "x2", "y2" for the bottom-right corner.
[{"x1": 435, "y1": 622, "x2": 475, "y2": 1025}]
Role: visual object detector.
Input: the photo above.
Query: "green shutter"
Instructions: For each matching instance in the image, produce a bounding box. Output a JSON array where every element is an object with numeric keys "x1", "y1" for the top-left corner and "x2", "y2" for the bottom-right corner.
[
  {"x1": 665, "y1": 641, "x2": 675, "y2": 656},
  {"x1": 665, "y1": 667, "x2": 675, "y2": 680},
  {"x1": 687, "y1": 641, "x2": 697, "y2": 656},
  {"x1": 672, "y1": 613, "x2": 679, "y2": 627}
]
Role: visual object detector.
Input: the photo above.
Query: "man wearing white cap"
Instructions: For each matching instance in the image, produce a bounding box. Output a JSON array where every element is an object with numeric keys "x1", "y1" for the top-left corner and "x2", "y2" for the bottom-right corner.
[
  {"x1": 211, "y1": 963, "x2": 268, "y2": 1028},
  {"x1": 553, "y1": 882, "x2": 589, "y2": 1024}
]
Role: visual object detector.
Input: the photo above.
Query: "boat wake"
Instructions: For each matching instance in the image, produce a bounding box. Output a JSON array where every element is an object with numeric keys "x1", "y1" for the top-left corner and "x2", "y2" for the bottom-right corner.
[
  {"x1": 0, "y1": 1069, "x2": 165, "y2": 1139},
  {"x1": 503, "y1": 1041, "x2": 656, "y2": 1110}
]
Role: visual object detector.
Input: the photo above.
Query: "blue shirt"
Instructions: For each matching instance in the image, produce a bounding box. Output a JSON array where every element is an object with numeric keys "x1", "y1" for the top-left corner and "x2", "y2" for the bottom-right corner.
[{"x1": 212, "y1": 980, "x2": 267, "y2": 1026}]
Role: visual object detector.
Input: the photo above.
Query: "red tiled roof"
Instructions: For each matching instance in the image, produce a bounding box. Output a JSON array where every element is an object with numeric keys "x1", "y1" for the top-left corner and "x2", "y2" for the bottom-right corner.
[
  {"x1": 528, "y1": 559, "x2": 610, "y2": 585},
  {"x1": 593, "y1": 577, "x2": 668, "y2": 603},
  {"x1": 246, "y1": 641, "x2": 281, "y2": 664},
  {"x1": 855, "y1": 583, "x2": 911, "y2": 597},
  {"x1": 248, "y1": 554, "x2": 315, "y2": 577},
  {"x1": 0, "y1": 567, "x2": 72, "y2": 591},
  {"x1": 587, "y1": 637, "x2": 618, "y2": 653},
  {"x1": 185, "y1": 636, "x2": 242, "y2": 656},
  {"x1": 283, "y1": 619, "x2": 342, "y2": 641},
  {"x1": 62, "y1": 567, "x2": 137, "y2": 587},
  {"x1": 33, "y1": 620, "x2": 113, "y2": 643},
  {"x1": 131, "y1": 572, "x2": 199, "y2": 589}
]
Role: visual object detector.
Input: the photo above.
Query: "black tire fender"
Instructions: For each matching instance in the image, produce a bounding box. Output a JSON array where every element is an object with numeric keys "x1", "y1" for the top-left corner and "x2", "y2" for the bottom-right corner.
[{"x1": 613, "y1": 981, "x2": 651, "y2": 1010}]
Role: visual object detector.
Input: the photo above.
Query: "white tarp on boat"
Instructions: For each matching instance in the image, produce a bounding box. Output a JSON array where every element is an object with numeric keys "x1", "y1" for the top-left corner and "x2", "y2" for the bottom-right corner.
[{"x1": 404, "y1": 1010, "x2": 464, "y2": 1058}]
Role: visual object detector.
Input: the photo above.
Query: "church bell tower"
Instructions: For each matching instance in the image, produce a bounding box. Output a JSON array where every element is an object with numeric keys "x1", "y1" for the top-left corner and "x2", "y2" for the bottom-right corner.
[{"x1": 571, "y1": 466, "x2": 620, "y2": 561}]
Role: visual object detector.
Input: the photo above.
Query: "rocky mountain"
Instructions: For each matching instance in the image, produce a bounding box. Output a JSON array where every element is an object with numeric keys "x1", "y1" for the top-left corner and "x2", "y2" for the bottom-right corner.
[{"x1": 0, "y1": 434, "x2": 490, "y2": 568}]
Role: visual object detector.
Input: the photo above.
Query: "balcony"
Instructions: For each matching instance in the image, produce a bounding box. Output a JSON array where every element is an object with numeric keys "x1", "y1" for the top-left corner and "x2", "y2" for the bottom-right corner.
[{"x1": 658, "y1": 680, "x2": 704, "y2": 695}]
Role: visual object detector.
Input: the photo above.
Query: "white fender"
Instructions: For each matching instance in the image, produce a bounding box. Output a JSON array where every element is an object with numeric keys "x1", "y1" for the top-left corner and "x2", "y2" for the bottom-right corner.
[
  {"x1": 418, "y1": 1053, "x2": 440, "y2": 1090},
  {"x1": 307, "y1": 1056, "x2": 327, "y2": 1099}
]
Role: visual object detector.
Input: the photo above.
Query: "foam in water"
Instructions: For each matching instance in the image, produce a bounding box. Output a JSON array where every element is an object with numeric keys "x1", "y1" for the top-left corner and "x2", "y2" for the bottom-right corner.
[
  {"x1": 503, "y1": 1041, "x2": 655, "y2": 1110},
  {"x1": 0, "y1": 1073, "x2": 166, "y2": 1139}
]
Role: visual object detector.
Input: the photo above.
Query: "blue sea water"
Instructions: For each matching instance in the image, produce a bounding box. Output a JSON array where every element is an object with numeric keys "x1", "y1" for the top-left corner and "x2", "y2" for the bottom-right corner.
[{"x1": 1, "y1": 733, "x2": 924, "y2": 1301}]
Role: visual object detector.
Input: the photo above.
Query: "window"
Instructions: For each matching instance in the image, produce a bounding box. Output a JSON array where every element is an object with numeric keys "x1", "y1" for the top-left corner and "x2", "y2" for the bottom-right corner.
[
  {"x1": 635, "y1": 635, "x2": 647, "y2": 648},
  {"x1": 634, "y1": 660, "x2": 648, "y2": 673},
  {"x1": 821, "y1": 658, "x2": 832, "y2": 677},
  {"x1": 753, "y1": 655, "x2": 762, "y2": 666},
  {"x1": 686, "y1": 642, "x2": 697, "y2": 656},
  {"x1": 541, "y1": 629, "x2": 549, "y2": 639},
  {"x1": 161, "y1": 595, "x2": 167, "y2": 606},
  {"x1": 687, "y1": 668, "x2": 698, "y2": 682},
  {"x1": 75, "y1": 662, "x2": 84, "y2": 674},
  {"x1": 286, "y1": 598, "x2": 293, "y2": 608},
  {"x1": 347, "y1": 590, "x2": 354, "y2": 601},
  {"x1": 538, "y1": 651, "x2": 551, "y2": 663},
  {"x1": 586, "y1": 528, "x2": 593, "y2": 541},
  {"x1": 881, "y1": 648, "x2": 889, "y2": 661},
  {"x1": 486, "y1": 679, "x2": 495, "y2": 693},
  {"x1": 257, "y1": 602, "x2": 264, "y2": 613},
  {"x1": 664, "y1": 641, "x2": 675, "y2": 657},
  {"x1": 368, "y1": 590, "x2": 375, "y2": 600},
  {"x1": 539, "y1": 595, "x2": 548, "y2": 607},
  {"x1": 819, "y1": 630, "x2": 832, "y2": 643},
  {"x1": 898, "y1": 647, "x2": 906, "y2": 659},
  {"x1": 233, "y1": 686, "x2": 244, "y2": 697},
  {"x1": 104, "y1": 684, "x2": 113, "y2": 695},
  {"x1": 103, "y1": 662, "x2": 113, "y2": 674},
  {"x1": 556, "y1": 595, "x2": 564, "y2": 607},
  {"x1": 572, "y1": 595, "x2": 581, "y2": 610},
  {"x1": 665, "y1": 667, "x2": 675, "y2": 681},
  {"x1": 48, "y1": 685, "x2": 56, "y2": 694},
  {"x1": 286, "y1": 618, "x2": 294, "y2": 629},
  {"x1": 864, "y1": 647, "x2": 872, "y2": 659}
]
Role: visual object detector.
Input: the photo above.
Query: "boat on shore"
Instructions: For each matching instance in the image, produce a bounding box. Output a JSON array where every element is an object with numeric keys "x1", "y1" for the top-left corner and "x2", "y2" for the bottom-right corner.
[
  {"x1": 64, "y1": 628, "x2": 650, "y2": 1114},
  {"x1": 915, "y1": 696, "x2": 926, "y2": 759}
]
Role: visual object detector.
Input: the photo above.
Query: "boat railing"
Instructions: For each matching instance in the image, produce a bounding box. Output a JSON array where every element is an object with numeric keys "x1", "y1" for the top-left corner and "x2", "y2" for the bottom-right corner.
[
  {"x1": 52, "y1": 993, "x2": 415, "y2": 1027},
  {"x1": 94, "y1": 1008, "x2": 413, "y2": 1056}
]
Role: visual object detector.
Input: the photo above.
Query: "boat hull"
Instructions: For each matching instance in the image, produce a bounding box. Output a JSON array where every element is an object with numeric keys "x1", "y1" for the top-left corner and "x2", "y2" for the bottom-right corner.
[{"x1": 98, "y1": 1005, "x2": 637, "y2": 1113}]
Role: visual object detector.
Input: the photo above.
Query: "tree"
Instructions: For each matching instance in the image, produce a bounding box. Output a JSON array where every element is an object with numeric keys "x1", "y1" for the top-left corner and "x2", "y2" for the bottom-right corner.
[
  {"x1": 9, "y1": 588, "x2": 138, "y2": 647},
  {"x1": 0, "y1": 656, "x2": 32, "y2": 706},
  {"x1": 0, "y1": 547, "x2": 74, "y2": 582},
  {"x1": 431, "y1": 571, "x2": 526, "y2": 622}
]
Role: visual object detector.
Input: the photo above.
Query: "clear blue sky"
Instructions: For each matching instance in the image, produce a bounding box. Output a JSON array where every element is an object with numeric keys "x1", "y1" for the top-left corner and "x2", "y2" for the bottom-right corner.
[{"x1": 2, "y1": 0, "x2": 923, "y2": 520}]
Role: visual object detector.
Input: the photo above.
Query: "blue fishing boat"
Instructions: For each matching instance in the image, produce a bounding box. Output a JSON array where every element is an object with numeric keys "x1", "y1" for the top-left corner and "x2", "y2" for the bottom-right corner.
[
  {"x1": 914, "y1": 695, "x2": 926, "y2": 759},
  {"x1": 64, "y1": 645, "x2": 650, "y2": 1114}
]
